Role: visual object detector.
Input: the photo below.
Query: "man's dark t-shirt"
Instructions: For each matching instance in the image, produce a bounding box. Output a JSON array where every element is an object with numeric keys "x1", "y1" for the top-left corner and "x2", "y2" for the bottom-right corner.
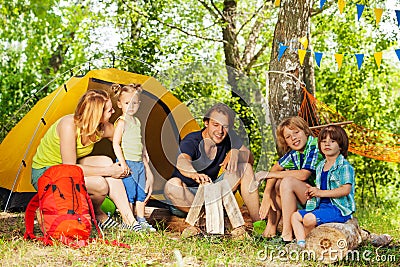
[{"x1": 172, "y1": 128, "x2": 243, "y2": 188}]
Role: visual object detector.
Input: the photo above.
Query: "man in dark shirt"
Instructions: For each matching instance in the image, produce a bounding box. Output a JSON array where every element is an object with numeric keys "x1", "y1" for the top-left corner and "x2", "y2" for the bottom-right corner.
[{"x1": 164, "y1": 103, "x2": 260, "y2": 224}]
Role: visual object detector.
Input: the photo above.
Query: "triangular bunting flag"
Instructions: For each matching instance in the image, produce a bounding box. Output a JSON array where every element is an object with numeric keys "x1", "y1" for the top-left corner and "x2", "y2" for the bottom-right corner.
[
  {"x1": 320, "y1": 0, "x2": 327, "y2": 9},
  {"x1": 374, "y1": 8, "x2": 383, "y2": 25},
  {"x1": 314, "y1": 52, "x2": 323, "y2": 67},
  {"x1": 374, "y1": 52, "x2": 382, "y2": 68},
  {"x1": 396, "y1": 10, "x2": 400, "y2": 27},
  {"x1": 335, "y1": 54, "x2": 344, "y2": 70},
  {"x1": 338, "y1": 0, "x2": 346, "y2": 14},
  {"x1": 298, "y1": 36, "x2": 308, "y2": 49},
  {"x1": 278, "y1": 44, "x2": 288, "y2": 61},
  {"x1": 356, "y1": 4, "x2": 365, "y2": 21},
  {"x1": 274, "y1": 0, "x2": 281, "y2": 7},
  {"x1": 355, "y1": 54, "x2": 364, "y2": 70},
  {"x1": 298, "y1": 49, "x2": 307, "y2": 66},
  {"x1": 395, "y1": 49, "x2": 400, "y2": 61}
]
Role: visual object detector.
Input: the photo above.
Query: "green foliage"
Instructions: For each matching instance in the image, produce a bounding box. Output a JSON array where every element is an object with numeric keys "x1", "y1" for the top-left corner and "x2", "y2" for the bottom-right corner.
[
  {"x1": 0, "y1": 0, "x2": 398, "y2": 204},
  {"x1": 0, "y1": 0, "x2": 105, "y2": 140},
  {"x1": 311, "y1": 2, "x2": 400, "y2": 201}
]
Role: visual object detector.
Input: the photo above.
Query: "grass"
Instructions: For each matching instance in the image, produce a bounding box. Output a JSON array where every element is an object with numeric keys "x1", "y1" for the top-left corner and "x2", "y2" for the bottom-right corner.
[
  {"x1": 0, "y1": 200, "x2": 399, "y2": 267},
  {"x1": 354, "y1": 198, "x2": 400, "y2": 240}
]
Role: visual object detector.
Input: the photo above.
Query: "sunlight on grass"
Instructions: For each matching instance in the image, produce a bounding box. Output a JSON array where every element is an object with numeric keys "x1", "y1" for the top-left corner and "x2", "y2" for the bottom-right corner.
[
  {"x1": 0, "y1": 199, "x2": 399, "y2": 266},
  {"x1": 355, "y1": 197, "x2": 400, "y2": 239}
]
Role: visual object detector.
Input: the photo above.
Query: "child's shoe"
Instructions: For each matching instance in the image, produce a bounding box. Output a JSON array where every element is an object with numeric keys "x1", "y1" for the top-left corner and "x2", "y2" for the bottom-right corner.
[
  {"x1": 97, "y1": 216, "x2": 120, "y2": 230},
  {"x1": 120, "y1": 222, "x2": 143, "y2": 232},
  {"x1": 139, "y1": 221, "x2": 157, "y2": 232}
]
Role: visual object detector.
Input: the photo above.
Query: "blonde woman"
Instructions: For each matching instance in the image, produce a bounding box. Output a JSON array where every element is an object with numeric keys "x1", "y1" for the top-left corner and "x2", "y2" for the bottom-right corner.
[{"x1": 31, "y1": 89, "x2": 140, "y2": 231}]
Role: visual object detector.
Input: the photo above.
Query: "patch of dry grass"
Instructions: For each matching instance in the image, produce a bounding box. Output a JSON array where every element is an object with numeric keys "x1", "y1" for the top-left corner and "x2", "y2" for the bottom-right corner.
[
  {"x1": 0, "y1": 213, "x2": 266, "y2": 266},
  {"x1": 1, "y1": 208, "x2": 399, "y2": 266}
]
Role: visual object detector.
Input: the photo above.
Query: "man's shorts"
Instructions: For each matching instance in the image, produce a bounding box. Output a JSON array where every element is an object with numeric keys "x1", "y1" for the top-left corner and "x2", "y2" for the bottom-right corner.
[{"x1": 167, "y1": 173, "x2": 225, "y2": 217}]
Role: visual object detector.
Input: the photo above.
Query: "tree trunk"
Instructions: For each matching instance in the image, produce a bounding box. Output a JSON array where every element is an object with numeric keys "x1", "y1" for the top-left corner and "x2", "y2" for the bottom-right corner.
[
  {"x1": 305, "y1": 218, "x2": 362, "y2": 264},
  {"x1": 268, "y1": 0, "x2": 315, "y2": 145}
]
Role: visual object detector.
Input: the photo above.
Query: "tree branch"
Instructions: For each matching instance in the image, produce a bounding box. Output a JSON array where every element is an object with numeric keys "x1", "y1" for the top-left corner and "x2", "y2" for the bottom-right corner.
[
  {"x1": 197, "y1": 0, "x2": 220, "y2": 20},
  {"x1": 210, "y1": 0, "x2": 226, "y2": 21},
  {"x1": 236, "y1": 1, "x2": 269, "y2": 36},
  {"x1": 311, "y1": 1, "x2": 334, "y2": 17},
  {"x1": 132, "y1": 5, "x2": 225, "y2": 43},
  {"x1": 244, "y1": 42, "x2": 268, "y2": 74},
  {"x1": 197, "y1": 0, "x2": 226, "y2": 22}
]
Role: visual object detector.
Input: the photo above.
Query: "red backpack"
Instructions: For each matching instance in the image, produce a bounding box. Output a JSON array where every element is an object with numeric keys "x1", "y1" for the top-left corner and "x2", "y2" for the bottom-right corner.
[{"x1": 24, "y1": 164, "x2": 102, "y2": 248}]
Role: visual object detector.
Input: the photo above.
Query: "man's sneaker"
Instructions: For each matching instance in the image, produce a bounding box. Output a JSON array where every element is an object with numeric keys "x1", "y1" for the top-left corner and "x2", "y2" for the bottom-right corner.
[
  {"x1": 181, "y1": 226, "x2": 202, "y2": 238},
  {"x1": 139, "y1": 221, "x2": 157, "y2": 232}
]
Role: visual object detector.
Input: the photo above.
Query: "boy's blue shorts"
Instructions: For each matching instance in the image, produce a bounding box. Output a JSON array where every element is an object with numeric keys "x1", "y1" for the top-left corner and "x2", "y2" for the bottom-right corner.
[
  {"x1": 298, "y1": 202, "x2": 351, "y2": 226},
  {"x1": 120, "y1": 160, "x2": 147, "y2": 203}
]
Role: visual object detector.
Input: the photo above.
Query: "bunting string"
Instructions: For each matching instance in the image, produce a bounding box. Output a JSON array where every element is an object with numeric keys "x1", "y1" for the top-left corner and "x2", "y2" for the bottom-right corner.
[
  {"x1": 277, "y1": 40, "x2": 400, "y2": 70},
  {"x1": 274, "y1": 0, "x2": 400, "y2": 27}
]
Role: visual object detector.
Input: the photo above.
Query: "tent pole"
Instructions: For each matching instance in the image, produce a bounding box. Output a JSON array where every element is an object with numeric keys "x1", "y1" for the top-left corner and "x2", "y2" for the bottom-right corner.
[{"x1": 3, "y1": 164, "x2": 25, "y2": 211}]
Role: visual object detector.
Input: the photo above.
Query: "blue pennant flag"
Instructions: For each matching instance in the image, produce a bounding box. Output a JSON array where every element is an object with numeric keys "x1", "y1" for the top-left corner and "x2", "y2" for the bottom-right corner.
[
  {"x1": 355, "y1": 54, "x2": 364, "y2": 70},
  {"x1": 278, "y1": 44, "x2": 288, "y2": 61},
  {"x1": 395, "y1": 49, "x2": 400, "y2": 61},
  {"x1": 314, "y1": 52, "x2": 323, "y2": 67},
  {"x1": 320, "y1": 0, "x2": 327, "y2": 9},
  {"x1": 396, "y1": 10, "x2": 400, "y2": 27},
  {"x1": 356, "y1": 4, "x2": 365, "y2": 21}
]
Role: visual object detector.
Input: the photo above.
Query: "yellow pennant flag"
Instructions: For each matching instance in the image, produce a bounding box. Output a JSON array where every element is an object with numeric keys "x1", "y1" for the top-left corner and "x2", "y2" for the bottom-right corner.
[
  {"x1": 274, "y1": 0, "x2": 281, "y2": 7},
  {"x1": 298, "y1": 36, "x2": 309, "y2": 49},
  {"x1": 335, "y1": 53, "x2": 344, "y2": 70},
  {"x1": 298, "y1": 49, "x2": 307, "y2": 66},
  {"x1": 338, "y1": 0, "x2": 346, "y2": 14},
  {"x1": 374, "y1": 8, "x2": 383, "y2": 25},
  {"x1": 374, "y1": 52, "x2": 383, "y2": 68}
]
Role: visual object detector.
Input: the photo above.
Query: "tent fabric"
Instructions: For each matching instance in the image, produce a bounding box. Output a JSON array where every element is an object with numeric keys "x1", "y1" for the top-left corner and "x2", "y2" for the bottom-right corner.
[{"x1": 0, "y1": 68, "x2": 200, "y2": 209}]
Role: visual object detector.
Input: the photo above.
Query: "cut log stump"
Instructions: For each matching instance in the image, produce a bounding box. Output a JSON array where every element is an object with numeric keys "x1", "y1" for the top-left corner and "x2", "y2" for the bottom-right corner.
[
  {"x1": 305, "y1": 218, "x2": 362, "y2": 263},
  {"x1": 142, "y1": 205, "x2": 253, "y2": 234}
]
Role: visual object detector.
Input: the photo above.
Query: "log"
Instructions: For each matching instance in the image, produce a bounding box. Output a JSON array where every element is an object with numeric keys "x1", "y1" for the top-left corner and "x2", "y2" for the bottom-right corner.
[
  {"x1": 204, "y1": 182, "x2": 225, "y2": 234},
  {"x1": 141, "y1": 205, "x2": 252, "y2": 233},
  {"x1": 185, "y1": 184, "x2": 205, "y2": 226},
  {"x1": 220, "y1": 179, "x2": 245, "y2": 229},
  {"x1": 305, "y1": 218, "x2": 362, "y2": 263}
]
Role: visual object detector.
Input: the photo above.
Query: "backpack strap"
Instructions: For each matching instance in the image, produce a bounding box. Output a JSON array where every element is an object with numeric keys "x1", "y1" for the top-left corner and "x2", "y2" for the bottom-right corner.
[
  {"x1": 24, "y1": 194, "x2": 39, "y2": 240},
  {"x1": 83, "y1": 186, "x2": 103, "y2": 238},
  {"x1": 24, "y1": 194, "x2": 53, "y2": 245}
]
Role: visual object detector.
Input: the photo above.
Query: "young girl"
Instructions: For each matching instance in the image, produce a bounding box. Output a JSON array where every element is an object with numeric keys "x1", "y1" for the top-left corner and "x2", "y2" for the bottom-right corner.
[
  {"x1": 254, "y1": 116, "x2": 323, "y2": 242},
  {"x1": 112, "y1": 84, "x2": 156, "y2": 232},
  {"x1": 291, "y1": 125, "x2": 355, "y2": 248}
]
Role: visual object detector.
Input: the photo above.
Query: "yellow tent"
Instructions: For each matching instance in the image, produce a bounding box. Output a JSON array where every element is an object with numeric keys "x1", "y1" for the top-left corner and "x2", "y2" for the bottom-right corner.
[{"x1": 0, "y1": 68, "x2": 200, "y2": 210}]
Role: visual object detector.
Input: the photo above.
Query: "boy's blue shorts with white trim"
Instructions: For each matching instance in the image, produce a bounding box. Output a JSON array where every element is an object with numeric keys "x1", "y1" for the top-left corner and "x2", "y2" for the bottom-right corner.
[{"x1": 298, "y1": 202, "x2": 351, "y2": 226}]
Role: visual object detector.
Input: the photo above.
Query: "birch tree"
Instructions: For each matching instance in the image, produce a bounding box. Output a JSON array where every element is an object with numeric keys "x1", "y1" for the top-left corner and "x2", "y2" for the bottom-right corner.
[{"x1": 268, "y1": 0, "x2": 314, "y2": 141}]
